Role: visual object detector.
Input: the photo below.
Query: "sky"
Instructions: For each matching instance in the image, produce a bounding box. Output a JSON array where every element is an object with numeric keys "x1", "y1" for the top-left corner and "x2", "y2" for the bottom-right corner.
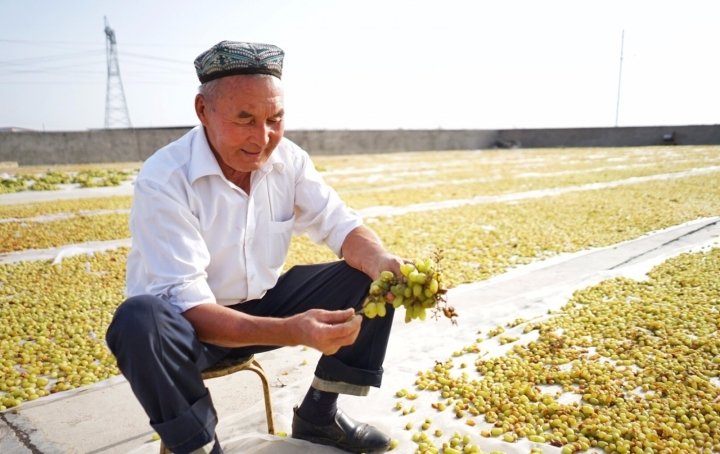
[{"x1": 1, "y1": 0, "x2": 719, "y2": 132}]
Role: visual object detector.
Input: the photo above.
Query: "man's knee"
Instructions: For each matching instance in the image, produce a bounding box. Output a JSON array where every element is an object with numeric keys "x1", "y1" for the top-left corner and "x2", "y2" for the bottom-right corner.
[
  {"x1": 337, "y1": 261, "x2": 371, "y2": 287},
  {"x1": 106, "y1": 294, "x2": 166, "y2": 354},
  {"x1": 338, "y1": 261, "x2": 372, "y2": 301}
]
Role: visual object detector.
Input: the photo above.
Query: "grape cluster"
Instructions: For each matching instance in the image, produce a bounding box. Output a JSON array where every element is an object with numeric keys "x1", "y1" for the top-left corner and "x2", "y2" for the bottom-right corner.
[{"x1": 361, "y1": 257, "x2": 456, "y2": 323}]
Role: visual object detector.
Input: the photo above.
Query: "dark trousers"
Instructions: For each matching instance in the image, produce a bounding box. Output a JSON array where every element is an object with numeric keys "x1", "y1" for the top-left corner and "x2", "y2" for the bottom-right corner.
[{"x1": 106, "y1": 261, "x2": 394, "y2": 454}]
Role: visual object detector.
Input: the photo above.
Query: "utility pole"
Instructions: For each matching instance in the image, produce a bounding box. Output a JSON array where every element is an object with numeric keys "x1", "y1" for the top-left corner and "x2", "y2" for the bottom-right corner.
[
  {"x1": 614, "y1": 30, "x2": 624, "y2": 127},
  {"x1": 104, "y1": 17, "x2": 132, "y2": 129}
]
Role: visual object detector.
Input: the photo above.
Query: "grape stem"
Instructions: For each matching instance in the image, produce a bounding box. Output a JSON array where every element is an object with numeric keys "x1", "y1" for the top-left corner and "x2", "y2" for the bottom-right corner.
[{"x1": 348, "y1": 307, "x2": 368, "y2": 322}]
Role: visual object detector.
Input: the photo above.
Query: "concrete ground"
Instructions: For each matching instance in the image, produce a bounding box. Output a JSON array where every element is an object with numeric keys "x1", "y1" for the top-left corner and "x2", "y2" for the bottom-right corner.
[{"x1": 1, "y1": 216, "x2": 718, "y2": 453}]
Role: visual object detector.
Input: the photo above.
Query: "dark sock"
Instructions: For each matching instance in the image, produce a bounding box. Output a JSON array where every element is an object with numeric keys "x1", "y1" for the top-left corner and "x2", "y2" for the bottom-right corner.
[
  {"x1": 210, "y1": 436, "x2": 224, "y2": 454},
  {"x1": 296, "y1": 386, "x2": 338, "y2": 425}
]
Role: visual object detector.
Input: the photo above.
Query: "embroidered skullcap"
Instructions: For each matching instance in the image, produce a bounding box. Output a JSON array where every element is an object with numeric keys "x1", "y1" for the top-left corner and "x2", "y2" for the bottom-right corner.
[{"x1": 194, "y1": 41, "x2": 284, "y2": 83}]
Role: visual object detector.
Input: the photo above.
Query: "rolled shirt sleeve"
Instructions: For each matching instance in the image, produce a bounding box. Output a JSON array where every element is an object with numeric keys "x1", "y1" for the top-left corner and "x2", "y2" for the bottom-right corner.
[
  {"x1": 291, "y1": 145, "x2": 363, "y2": 257},
  {"x1": 126, "y1": 178, "x2": 216, "y2": 313}
]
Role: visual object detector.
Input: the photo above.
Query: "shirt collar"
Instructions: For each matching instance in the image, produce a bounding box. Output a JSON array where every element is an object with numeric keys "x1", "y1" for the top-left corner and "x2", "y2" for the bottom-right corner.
[
  {"x1": 188, "y1": 126, "x2": 224, "y2": 184},
  {"x1": 188, "y1": 126, "x2": 287, "y2": 183},
  {"x1": 261, "y1": 147, "x2": 285, "y2": 174}
]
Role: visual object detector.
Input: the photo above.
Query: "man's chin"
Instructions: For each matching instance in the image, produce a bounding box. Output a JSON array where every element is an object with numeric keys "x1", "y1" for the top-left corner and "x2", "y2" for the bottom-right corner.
[{"x1": 232, "y1": 158, "x2": 267, "y2": 173}]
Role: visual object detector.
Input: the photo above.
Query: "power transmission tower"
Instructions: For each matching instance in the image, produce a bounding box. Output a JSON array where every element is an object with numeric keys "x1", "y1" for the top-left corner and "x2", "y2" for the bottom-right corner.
[{"x1": 104, "y1": 17, "x2": 132, "y2": 128}]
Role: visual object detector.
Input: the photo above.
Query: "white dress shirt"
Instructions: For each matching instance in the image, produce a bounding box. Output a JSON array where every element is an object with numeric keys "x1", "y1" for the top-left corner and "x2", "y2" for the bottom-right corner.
[{"x1": 126, "y1": 126, "x2": 363, "y2": 313}]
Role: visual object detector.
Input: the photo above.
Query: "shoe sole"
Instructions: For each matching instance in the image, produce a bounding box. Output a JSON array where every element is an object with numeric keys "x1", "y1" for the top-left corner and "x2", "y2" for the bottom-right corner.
[{"x1": 292, "y1": 433, "x2": 389, "y2": 454}]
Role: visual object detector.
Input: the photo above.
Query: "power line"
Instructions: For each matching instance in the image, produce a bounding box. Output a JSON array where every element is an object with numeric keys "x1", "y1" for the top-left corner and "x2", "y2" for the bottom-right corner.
[
  {"x1": 1, "y1": 53, "x2": 189, "y2": 75},
  {"x1": 0, "y1": 78, "x2": 190, "y2": 85},
  {"x1": 0, "y1": 80, "x2": 106, "y2": 85},
  {"x1": 0, "y1": 34, "x2": 194, "y2": 88},
  {"x1": 119, "y1": 51, "x2": 188, "y2": 65},
  {"x1": 0, "y1": 61, "x2": 107, "y2": 75},
  {"x1": 0, "y1": 38, "x2": 99, "y2": 45},
  {"x1": 0, "y1": 39, "x2": 192, "y2": 78},
  {"x1": 0, "y1": 37, "x2": 199, "y2": 48},
  {"x1": 0, "y1": 50, "x2": 104, "y2": 66}
]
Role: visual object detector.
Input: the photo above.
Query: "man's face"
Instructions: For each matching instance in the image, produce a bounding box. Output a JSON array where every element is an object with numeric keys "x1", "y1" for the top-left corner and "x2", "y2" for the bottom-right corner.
[{"x1": 195, "y1": 75, "x2": 284, "y2": 174}]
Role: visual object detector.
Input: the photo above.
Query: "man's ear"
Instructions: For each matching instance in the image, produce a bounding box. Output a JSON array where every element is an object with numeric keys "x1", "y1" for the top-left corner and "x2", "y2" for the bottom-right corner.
[{"x1": 195, "y1": 94, "x2": 208, "y2": 126}]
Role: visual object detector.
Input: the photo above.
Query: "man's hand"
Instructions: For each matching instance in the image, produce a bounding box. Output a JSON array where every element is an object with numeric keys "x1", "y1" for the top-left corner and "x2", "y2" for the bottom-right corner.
[
  {"x1": 184, "y1": 304, "x2": 361, "y2": 354},
  {"x1": 288, "y1": 308, "x2": 362, "y2": 355},
  {"x1": 368, "y1": 253, "x2": 404, "y2": 282},
  {"x1": 342, "y1": 225, "x2": 405, "y2": 281}
]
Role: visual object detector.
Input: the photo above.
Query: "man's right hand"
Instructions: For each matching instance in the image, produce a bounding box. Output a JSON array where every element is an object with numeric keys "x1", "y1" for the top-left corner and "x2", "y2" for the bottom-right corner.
[
  {"x1": 184, "y1": 304, "x2": 362, "y2": 354},
  {"x1": 289, "y1": 308, "x2": 362, "y2": 355}
]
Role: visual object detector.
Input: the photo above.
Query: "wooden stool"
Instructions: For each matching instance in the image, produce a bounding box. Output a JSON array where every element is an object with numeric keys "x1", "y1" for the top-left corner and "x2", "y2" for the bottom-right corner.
[{"x1": 159, "y1": 355, "x2": 274, "y2": 454}]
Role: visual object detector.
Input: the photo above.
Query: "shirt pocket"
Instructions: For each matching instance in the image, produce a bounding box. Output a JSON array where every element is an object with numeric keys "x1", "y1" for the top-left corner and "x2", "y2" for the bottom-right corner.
[{"x1": 266, "y1": 215, "x2": 295, "y2": 270}]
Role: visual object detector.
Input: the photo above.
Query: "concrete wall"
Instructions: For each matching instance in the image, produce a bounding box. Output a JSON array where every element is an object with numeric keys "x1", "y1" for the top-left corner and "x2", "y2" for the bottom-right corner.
[
  {"x1": 1, "y1": 124, "x2": 718, "y2": 165},
  {"x1": 0, "y1": 128, "x2": 190, "y2": 166},
  {"x1": 286, "y1": 129, "x2": 499, "y2": 155},
  {"x1": 495, "y1": 125, "x2": 720, "y2": 148}
]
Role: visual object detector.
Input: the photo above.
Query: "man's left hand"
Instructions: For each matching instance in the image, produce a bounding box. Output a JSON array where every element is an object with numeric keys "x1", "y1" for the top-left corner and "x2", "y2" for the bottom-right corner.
[{"x1": 341, "y1": 225, "x2": 405, "y2": 281}]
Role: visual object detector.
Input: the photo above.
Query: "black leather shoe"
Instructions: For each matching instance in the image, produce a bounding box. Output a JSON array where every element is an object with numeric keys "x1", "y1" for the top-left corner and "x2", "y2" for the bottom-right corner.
[{"x1": 291, "y1": 407, "x2": 391, "y2": 453}]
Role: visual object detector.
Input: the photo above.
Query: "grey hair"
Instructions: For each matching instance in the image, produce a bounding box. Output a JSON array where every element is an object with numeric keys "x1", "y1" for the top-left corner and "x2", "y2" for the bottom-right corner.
[{"x1": 197, "y1": 79, "x2": 222, "y2": 102}]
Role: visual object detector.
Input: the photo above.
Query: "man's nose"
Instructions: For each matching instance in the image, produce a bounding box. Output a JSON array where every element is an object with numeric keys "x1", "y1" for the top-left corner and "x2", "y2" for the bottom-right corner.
[{"x1": 249, "y1": 122, "x2": 272, "y2": 148}]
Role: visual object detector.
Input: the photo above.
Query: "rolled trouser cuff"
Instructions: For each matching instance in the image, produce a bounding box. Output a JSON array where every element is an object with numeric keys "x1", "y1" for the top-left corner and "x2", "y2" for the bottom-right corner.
[
  {"x1": 314, "y1": 355, "x2": 383, "y2": 395},
  {"x1": 311, "y1": 376, "x2": 370, "y2": 396},
  {"x1": 151, "y1": 390, "x2": 217, "y2": 454}
]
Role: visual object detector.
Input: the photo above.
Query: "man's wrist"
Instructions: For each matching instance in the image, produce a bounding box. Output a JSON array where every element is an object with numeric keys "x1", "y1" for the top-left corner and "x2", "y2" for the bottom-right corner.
[{"x1": 281, "y1": 315, "x2": 303, "y2": 347}]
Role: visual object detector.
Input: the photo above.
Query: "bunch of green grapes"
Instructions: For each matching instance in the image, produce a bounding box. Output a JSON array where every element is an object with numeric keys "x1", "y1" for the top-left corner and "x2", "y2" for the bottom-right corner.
[{"x1": 361, "y1": 257, "x2": 456, "y2": 323}]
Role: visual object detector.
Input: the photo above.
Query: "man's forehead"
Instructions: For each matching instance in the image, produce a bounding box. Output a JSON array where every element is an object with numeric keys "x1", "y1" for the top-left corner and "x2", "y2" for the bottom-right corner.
[
  {"x1": 212, "y1": 77, "x2": 285, "y2": 115},
  {"x1": 218, "y1": 74, "x2": 283, "y2": 93}
]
